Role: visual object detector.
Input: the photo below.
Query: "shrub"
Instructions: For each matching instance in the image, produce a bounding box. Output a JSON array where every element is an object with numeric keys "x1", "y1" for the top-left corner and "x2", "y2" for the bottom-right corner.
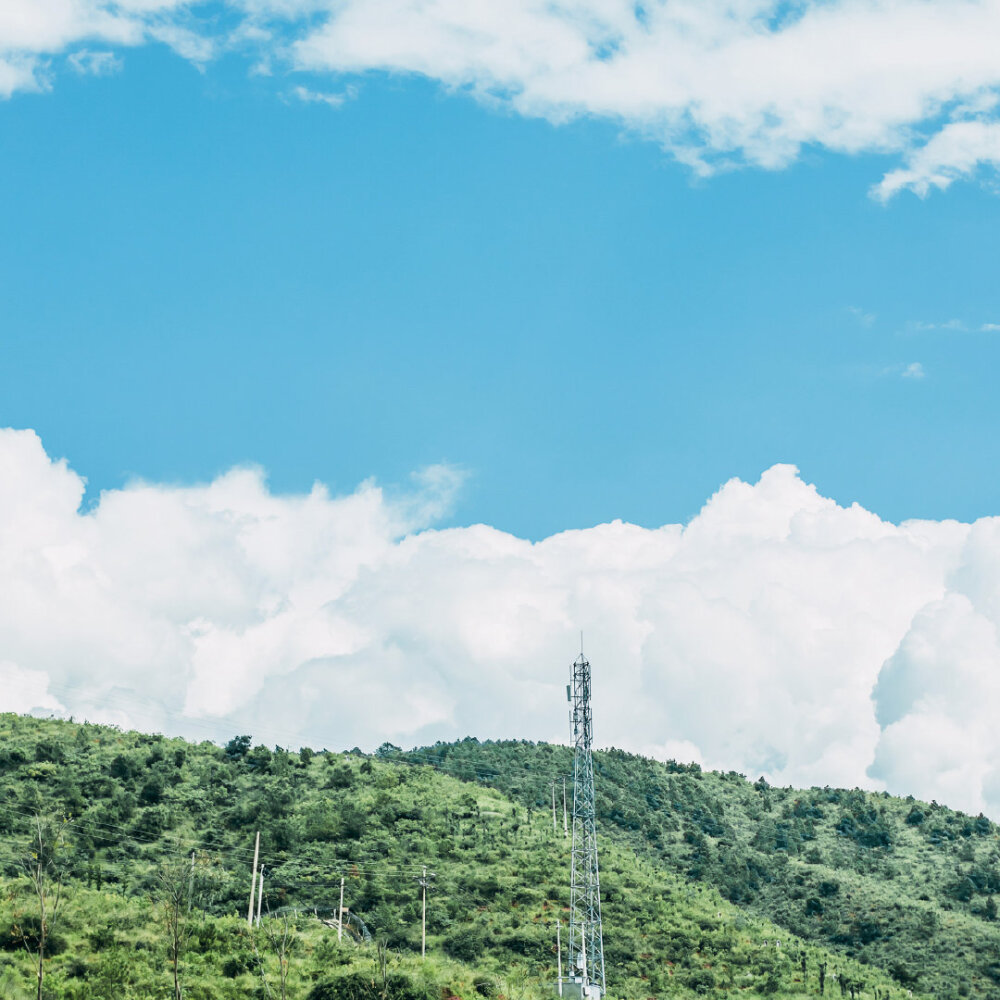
[
  {"x1": 677, "y1": 968, "x2": 715, "y2": 994},
  {"x1": 327, "y1": 766, "x2": 354, "y2": 789},
  {"x1": 0, "y1": 916, "x2": 68, "y2": 957},
  {"x1": 472, "y1": 975, "x2": 495, "y2": 998},
  {"x1": 225, "y1": 735, "x2": 252, "y2": 762},
  {"x1": 307, "y1": 971, "x2": 436, "y2": 1000},
  {"x1": 443, "y1": 925, "x2": 488, "y2": 962},
  {"x1": 139, "y1": 778, "x2": 163, "y2": 805},
  {"x1": 308, "y1": 972, "x2": 381, "y2": 1000},
  {"x1": 222, "y1": 954, "x2": 248, "y2": 978}
]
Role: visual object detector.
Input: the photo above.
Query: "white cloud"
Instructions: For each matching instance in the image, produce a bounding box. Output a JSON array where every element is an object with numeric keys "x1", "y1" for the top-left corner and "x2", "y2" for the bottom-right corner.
[
  {"x1": 869, "y1": 520, "x2": 1000, "y2": 815},
  {"x1": 910, "y1": 319, "x2": 967, "y2": 332},
  {"x1": 148, "y1": 21, "x2": 217, "y2": 64},
  {"x1": 289, "y1": 83, "x2": 356, "y2": 107},
  {"x1": 0, "y1": 0, "x2": 188, "y2": 93},
  {"x1": 873, "y1": 119, "x2": 1000, "y2": 201},
  {"x1": 4, "y1": 2, "x2": 1000, "y2": 196},
  {"x1": 0, "y1": 662, "x2": 64, "y2": 716},
  {"x1": 0, "y1": 53, "x2": 43, "y2": 97},
  {"x1": 68, "y1": 48, "x2": 123, "y2": 75},
  {"x1": 907, "y1": 319, "x2": 1000, "y2": 335},
  {"x1": 848, "y1": 306, "x2": 876, "y2": 328},
  {"x1": 5, "y1": 428, "x2": 1000, "y2": 816},
  {"x1": 879, "y1": 361, "x2": 926, "y2": 379},
  {"x1": 281, "y1": 0, "x2": 1000, "y2": 192}
]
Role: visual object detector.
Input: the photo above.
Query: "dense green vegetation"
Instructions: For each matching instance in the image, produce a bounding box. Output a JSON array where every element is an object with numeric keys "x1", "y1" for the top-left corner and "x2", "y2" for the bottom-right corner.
[
  {"x1": 392, "y1": 740, "x2": 1000, "y2": 1000},
  {"x1": 0, "y1": 715, "x2": 919, "y2": 999}
]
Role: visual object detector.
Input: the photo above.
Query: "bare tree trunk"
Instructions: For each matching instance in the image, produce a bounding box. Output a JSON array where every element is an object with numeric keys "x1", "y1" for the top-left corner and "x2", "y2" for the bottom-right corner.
[
  {"x1": 173, "y1": 925, "x2": 182, "y2": 1000},
  {"x1": 263, "y1": 908, "x2": 294, "y2": 1000},
  {"x1": 23, "y1": 814, "x2": 66, "y2": 1000},
  {"x1": 159, "y1": 857, "x2": 191, "y2": 1000},
  {"x1": 277, "y1": 916, "x2": 291, "y2": 1000},
  {"x1": 36, "y1": 871, "x2": 45, "y2": 1000}
]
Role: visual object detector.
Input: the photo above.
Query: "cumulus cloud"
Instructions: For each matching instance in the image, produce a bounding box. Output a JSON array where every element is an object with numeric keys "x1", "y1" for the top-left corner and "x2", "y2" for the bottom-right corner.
[
  {"x1": 4, "y1": 1, "x2": 1000, "y2": 197},
  {"x1": 4, "y1": 428, "x2": 1000, "y2": 816},
  {"x1": 869, "y1": 521, "x2": 1000, "y2": 816}
]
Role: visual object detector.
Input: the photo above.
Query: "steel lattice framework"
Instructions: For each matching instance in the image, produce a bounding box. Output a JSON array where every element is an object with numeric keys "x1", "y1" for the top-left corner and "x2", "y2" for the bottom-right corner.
[{"x1": 565, "y1": 650, "x2": 605, "y2": 999}]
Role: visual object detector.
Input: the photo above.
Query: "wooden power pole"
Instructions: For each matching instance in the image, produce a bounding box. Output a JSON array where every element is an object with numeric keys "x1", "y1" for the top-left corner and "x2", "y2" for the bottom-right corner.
[
  {"x1": 557, "y1": 920, "x2": 563, "y2": 996},
  {"x1": 247, "y1": 831, "x2": 260, "y2": 928},
  {"x1": 421, "y1": 866, "x2": 427, "y2": 960},
  {"x1": 338, "y1": 876, "x2": 345, "y2": 942}
]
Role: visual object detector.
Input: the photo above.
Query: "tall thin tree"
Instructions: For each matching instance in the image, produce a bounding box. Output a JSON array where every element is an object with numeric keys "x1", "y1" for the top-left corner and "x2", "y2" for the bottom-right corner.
[
  {"x1": 158, "y1": 857, "x2": 193, "y2": 1000},
  {"x1": 21, "y1": 814, "x2": 69, "y2": 1000}
]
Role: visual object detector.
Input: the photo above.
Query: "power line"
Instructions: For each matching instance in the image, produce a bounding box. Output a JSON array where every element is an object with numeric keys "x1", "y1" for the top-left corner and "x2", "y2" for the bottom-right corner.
[{"x1": 0, "y1": 801, "x2": 433, "y2": 878}]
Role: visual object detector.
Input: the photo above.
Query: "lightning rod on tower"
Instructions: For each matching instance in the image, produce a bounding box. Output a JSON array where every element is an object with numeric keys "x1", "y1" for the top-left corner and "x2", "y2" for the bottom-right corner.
[{"x1": 559, "y1": 642, "x2": 606, "y2": 1000}]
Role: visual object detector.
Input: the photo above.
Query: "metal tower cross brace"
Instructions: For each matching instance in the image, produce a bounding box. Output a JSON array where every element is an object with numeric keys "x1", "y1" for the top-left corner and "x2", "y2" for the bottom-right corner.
[{"x1": 566, "y1": 650, "x2": 606, "y2": 999}]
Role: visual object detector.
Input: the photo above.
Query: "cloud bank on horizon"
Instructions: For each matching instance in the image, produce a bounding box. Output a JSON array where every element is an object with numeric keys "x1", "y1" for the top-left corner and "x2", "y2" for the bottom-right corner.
[
  {"x1": 4, "y1": 0, "x2": 1000, "y2": 198},
  {"x1": 2, "y1": 427, "x2": 998, "y2": 817}
]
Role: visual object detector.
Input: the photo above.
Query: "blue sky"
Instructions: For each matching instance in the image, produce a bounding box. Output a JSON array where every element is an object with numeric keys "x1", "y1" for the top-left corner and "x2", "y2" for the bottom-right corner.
[
  {"x1": 8, "y1": 1, "x2": 1000, "y2": 808},
  {"x1": 2, "y1": 13, "x2": 1000, "y2": 539}
]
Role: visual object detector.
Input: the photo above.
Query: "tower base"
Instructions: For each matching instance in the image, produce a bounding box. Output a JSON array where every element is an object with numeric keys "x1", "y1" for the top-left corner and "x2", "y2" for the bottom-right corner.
[{"x1": 556, "y1": 978, "x2": 603, "y2": 1000}]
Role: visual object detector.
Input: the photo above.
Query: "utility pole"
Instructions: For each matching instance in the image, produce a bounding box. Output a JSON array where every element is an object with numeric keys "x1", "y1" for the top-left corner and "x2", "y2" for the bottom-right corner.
[
  {"x1": 247, "y1": 830, "x2": 260, "y2": 929},
  {"x1": 552, "y1": 782, "x2": 558, "y2": 833},
  {"x1": 338, "y1": 876, "x2": 345, "y2": 942},
  {"x1": 421, "y1": 866, "x2": 428, "y2": 960},
  {"x1": 565, "y1": 646, "x2": 606, "y2": 999},
  {"x1": 557, "y1": 921, "x2": 563, "y2": 997},
  {"x1": 256, "y1": 868, "x2": 264, "y2": 926}
]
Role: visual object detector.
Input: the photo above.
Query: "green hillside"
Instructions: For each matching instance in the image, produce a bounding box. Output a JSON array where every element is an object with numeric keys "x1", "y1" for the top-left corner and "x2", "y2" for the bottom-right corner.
[
  {"x1": 391, "y1": 740, "x2": 1000, "y2": 1000},
  {"x1": 0, "y1": 715, "x2": 915, "y2": 1000}
]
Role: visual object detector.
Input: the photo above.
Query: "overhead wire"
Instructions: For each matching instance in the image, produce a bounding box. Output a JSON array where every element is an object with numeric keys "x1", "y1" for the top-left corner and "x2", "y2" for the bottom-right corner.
[{"x1": 0, "y1": 801, "x2": 434, "y2": 878}]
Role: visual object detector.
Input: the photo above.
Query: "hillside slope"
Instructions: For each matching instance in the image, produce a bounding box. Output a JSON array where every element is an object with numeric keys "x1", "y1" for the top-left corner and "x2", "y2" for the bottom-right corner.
[
  {"x1": 0, "y1": 714, "x2": 912, "y2": 999},
  {"x1": 393, "y1": 740, "x2": 1000, "y2": 1000}
]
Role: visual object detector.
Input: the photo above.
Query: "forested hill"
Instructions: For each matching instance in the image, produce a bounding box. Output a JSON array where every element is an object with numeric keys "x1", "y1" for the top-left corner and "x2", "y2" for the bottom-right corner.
[
  {"x1": 391, "y1": 739, "x2": 1000, "y2": 1000},
  {"x1": 0, "y1": 715, "x2": 977, "y2": 1000}
]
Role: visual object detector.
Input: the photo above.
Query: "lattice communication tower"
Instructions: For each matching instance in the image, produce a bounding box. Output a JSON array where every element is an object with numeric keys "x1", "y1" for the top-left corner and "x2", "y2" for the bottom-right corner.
[{"x1": 563, "y1": 648, "x2": 605, "y2": 1000}]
